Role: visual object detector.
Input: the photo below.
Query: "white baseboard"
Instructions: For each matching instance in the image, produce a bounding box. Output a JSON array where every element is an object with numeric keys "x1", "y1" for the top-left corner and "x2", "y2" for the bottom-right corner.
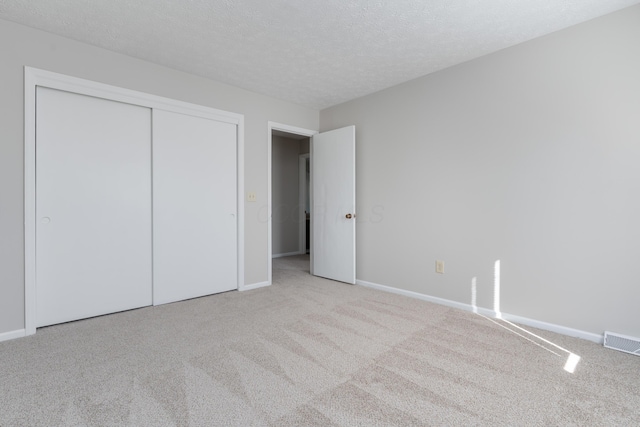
[
  {"x1": 272, "y1": 251, "x2": 302, "y2": 259},
  {"x1": 356, "y1": 279, "x2": 602, "y2": 344},
  {"x1": 500, "y1": 312, "x2": 602, "y2": 344},
  {"x1": 240, "y1": 281, "x2": 270, "y2": 292},
  {"x1": 0, "y1": 329, "x2": 26, "y2": 343}
]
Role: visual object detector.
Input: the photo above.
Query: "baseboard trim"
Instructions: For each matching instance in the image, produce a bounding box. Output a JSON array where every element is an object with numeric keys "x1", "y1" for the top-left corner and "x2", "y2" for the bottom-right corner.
[
  {"x1": 0, "y1": 329, "x2": 26, "y2": 343},
  {"x1": 356, "y1": 279, "x2": 602, "y2": 344},
  {"x1": 500, "y1": 312, "x2": 603, "y2": 344},
  {"x1": 240, "y1": 281, "x2": 270, "y2": 292},
  {"x1": 272, "y1": 251, "x2": 302, "y2": 259}
]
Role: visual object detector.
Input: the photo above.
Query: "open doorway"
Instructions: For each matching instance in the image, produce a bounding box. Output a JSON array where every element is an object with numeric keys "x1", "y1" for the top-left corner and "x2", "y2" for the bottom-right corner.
[
  {"x1": 271, "y1": 130, "x2": 309, "y2": 258},
  {"x1": 268, "y1": 123, "x2": 357, "y2": 286},
  {"x1": 267, "y1": 123, "x2": 317, "y2": 285}
]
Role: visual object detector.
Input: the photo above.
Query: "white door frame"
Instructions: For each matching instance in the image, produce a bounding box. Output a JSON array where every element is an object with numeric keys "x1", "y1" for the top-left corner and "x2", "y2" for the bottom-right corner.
[
  {"x1": 298, "y1": 153, "x2": 310, "y2": 256},
  {"x1": 24, "y1": 67, "x2": 246, "y2": 336},
  {"x1": 267, "y1": 122, "x2": 317, "y2": 285}
]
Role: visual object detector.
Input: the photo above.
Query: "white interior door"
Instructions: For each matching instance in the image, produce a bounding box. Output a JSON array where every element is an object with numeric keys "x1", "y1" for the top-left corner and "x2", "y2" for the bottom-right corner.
[
  {"x1": 312, "y1": 125, "x2": 356, "y2": 284},
  {"x1": 36, "y1": 87, "x2": 152, "y2": 327},
  {"x1": 152, "y1": 109, "x2": 238, "y2": 305}
]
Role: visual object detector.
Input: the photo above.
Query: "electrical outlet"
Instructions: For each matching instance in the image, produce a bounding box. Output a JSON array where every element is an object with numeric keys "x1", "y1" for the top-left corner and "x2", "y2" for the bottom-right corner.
[
  {"x1": 247, "y1": 192, "x2": 257, "y2": 202},
  {"x1": 436, "y1": 260, "x2": 445, "y2": 274}
]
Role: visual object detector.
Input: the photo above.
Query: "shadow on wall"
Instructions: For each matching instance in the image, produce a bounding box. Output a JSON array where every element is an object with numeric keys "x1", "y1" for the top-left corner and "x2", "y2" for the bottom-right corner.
[{"x1": 471, "y1": 260, "x2": 581, "y2": 374}]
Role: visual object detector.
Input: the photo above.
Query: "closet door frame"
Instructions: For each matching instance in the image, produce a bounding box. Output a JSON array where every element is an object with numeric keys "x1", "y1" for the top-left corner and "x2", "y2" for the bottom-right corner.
[{"x1": 24, "y1": 67, "x2": 245, "y2": 336}]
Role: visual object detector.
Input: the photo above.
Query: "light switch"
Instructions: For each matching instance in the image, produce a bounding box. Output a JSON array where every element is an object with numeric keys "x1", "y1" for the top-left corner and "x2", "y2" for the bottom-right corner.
[
  {"x1": 436, "y1": 260, "x2": 445, "y2": 274},
  {"x1": 247, "y1": 192, "x2": 257, "y2": 202}
]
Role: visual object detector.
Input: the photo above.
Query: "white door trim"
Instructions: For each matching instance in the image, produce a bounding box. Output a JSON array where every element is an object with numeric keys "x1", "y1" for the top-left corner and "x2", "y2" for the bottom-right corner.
[
  {"x1": 267, "y1": 122, "x2": 317, "y2": 285},
  {"x1": 299, "y1": 153, "x2": 310, "y2": 256},
  {"x1": 24, "y1": 67, "x2": 246, "y2": 335}
]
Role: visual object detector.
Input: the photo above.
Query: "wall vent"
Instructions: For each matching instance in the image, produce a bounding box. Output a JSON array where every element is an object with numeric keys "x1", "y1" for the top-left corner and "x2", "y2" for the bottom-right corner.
[{"x1": 603, "y1": 331, "x2": 640, "y2": 356}]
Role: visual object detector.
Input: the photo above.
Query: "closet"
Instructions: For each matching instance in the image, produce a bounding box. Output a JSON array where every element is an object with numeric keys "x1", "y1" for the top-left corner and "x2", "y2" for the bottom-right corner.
[
  {"x1": 36, "y1": 87, "x2": 153, "y2": 327},
  {"x1": 30, "y1": 70, "x2": 241, "y2": 328},
  {"x1": 152, "y1": 109, "x2": 237, "y2": 305}
]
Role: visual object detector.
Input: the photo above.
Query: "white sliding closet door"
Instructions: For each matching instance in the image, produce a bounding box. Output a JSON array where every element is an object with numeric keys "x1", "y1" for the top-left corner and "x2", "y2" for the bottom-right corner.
[
  {"x1": 152, "y1": 110, "x2": 238, "y2": 305},
  {"x1": 36, "y1": 87, "x2": 153, "y2": 327}
]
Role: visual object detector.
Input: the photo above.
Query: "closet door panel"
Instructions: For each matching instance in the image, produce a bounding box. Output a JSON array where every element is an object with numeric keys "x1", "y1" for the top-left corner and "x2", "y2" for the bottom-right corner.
[
  {"x1": 36, "y1": 87, "x2": 153, "y2": 327},
  {"x1": 152, "y1": 110, "x2": 238, "y2": 305}
]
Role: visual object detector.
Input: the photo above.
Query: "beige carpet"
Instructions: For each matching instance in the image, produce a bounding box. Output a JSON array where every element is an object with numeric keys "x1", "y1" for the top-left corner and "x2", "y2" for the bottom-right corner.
[{"x1": 1, "y1": 255, "x2": 638, "y2": 426}]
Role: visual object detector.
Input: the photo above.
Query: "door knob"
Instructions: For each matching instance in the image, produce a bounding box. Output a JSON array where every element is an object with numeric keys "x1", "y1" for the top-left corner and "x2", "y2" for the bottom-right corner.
[{"x1": 345, "y1": 213, "x2": 352, "y2": 219}]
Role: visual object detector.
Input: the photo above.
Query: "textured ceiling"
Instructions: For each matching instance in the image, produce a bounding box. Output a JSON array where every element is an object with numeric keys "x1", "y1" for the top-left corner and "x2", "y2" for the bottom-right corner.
[{"x1": 1, "y1": 0, "x2": 639, "y2": 109}]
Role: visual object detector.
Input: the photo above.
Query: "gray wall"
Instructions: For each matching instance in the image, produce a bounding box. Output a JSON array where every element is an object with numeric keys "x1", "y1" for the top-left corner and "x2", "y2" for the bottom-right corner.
[
  {"x1": 0, "y1": 19, "x2": 318, "y2": 335},
  {"x1": 320, "y1": 6, "x2": 640, "y2": 337},
  {"x1": 272, "y1": 135, "x2": 303, "y2": 256}
]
